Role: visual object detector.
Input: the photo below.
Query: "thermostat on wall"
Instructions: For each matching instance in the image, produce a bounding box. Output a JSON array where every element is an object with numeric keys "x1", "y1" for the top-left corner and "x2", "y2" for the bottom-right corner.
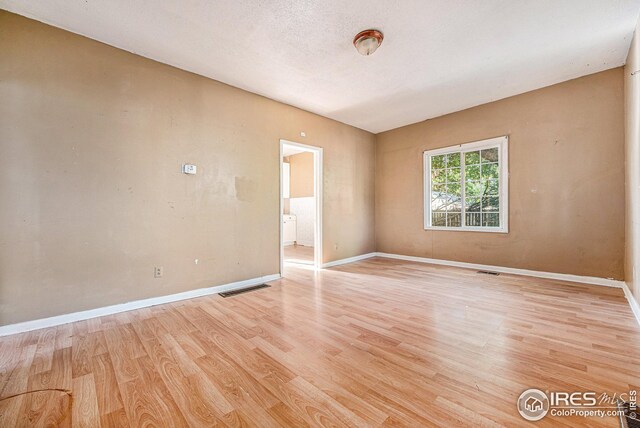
[{"x1": 182, "y1": 164, "x2": 197, "y2": 175}]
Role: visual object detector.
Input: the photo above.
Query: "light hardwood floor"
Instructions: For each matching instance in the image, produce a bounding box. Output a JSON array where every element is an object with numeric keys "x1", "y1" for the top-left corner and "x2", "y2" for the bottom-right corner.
[
  {"x1": 0, "y1": 257, "x2": 638, "y2": 427},
  {"x1": 284, "y1": 244, "x2": 314, "y2": 264}
]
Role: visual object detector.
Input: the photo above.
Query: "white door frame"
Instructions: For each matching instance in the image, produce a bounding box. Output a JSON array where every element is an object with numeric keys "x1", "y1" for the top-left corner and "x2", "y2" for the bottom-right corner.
[{"x1": 279, "y1": 139, "x2": 323, "y2": 272}]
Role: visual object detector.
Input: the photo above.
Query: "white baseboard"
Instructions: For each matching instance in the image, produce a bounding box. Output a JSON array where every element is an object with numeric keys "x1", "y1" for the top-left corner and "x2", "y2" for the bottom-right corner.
[
  {"x1": 316, "y1": 251, "x2": 636, "y2": 327},
  {"x1": 375, "y1": 252, "x2": 624, "y2": 288},
  {"x1": 295, "y1": 240, "x2": 314, "y2": 247},
  {"x1": 321, "y1": 251, "x2": 625, "y2": 289},
  {"x1": 0, "y1": 273, "x2": 281, "y2": 337},
  {"x1": 3, "y1": 253, "x2": 636, "y2": 337},
  {"x1": 622, "y1": 282, "x2": 640, "y2": 326},
  {"x1": 321, "y1": 252, "x2": 377, "y2": 268}
]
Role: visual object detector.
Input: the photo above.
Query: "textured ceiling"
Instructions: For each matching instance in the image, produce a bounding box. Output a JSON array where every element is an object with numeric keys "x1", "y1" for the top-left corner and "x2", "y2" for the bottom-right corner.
[{"x1": 2, "y1": 0, "x2": 639, "y2": 133}]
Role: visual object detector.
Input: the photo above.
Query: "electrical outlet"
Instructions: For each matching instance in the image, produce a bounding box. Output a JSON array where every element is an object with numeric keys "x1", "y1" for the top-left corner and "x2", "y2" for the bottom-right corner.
[{"x1": 154, "y1": 266, "x2": 163, "y2": 278}]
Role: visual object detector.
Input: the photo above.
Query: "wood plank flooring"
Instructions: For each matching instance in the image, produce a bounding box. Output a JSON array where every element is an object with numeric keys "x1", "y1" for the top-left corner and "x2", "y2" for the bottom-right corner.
[
  {"x1": 0, "y1": 257, "x2": 639, "y2": 427},
  {"x1": 284, "y1": 244, "x2": 314, "y2": 264}
]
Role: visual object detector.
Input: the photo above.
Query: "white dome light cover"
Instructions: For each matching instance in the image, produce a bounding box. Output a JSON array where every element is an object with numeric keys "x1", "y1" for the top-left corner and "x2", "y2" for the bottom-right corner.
[{"x1": 353, "y1": 29, "x2": 384, "y2": 56}]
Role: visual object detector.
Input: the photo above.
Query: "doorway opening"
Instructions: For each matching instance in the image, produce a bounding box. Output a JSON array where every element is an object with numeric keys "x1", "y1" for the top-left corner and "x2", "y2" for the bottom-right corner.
[{"x1": 280, "y1": 140, "x2": 322, "y2": 272}]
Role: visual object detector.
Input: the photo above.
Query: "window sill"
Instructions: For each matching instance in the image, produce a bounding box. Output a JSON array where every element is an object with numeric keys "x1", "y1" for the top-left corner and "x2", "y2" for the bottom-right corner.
[{"x1": 424, "y1": 226, "x2": 508, "y2": 234}]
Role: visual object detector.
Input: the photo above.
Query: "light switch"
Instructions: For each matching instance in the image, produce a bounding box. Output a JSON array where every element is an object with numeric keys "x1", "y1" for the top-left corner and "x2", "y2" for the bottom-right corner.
[{"x1": 182, "y1": 164, "x2": 197, "y2": 175}]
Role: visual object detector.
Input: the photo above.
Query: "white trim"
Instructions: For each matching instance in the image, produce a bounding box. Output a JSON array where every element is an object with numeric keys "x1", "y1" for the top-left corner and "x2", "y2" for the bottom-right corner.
[
  {"x1": 319, "y1": 251, "x2": 624, "y2": 288},
  {"x1": 424, "y1": 135, "x2": 509, "y2": 233},
  {"x1": 280, "y1": 139, "x2": 323, "y2": 271},
  {"x1": 280, "y1": 141, "x2": 284, "y2": 274},
  {"x1": 321, "y1": 252, "x2": 377, "y2": 268},
  {"x1": 284, "y1": 259, "x2": 314, "y2": 266},
  {"x1": 622, "y1": 282, "x2": 640, "y2": 327},
  {"x1": 375, "y1": 252, "x2": 624, "y2": 288},
  {"x1": 0, "y1": 273, "x2": 281, "y2": 337},
  {"x1": 8, "y1": 252, "x2": 631, "y2": 337},
  {"x1": 295, "y1": 240, "x2": 314, "y2": 247},
  {"x1": 317, "y1": 251, "x2": 640, "y2": 328}
]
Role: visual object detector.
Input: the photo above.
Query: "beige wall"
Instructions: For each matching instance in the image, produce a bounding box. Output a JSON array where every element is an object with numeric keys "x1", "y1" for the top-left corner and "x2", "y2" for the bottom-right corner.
[
  {"x1": 626, "y1": 18, "x2": 640, "y2": 304},
  {"x1": 0, "y1": 9, "x2": 630, "y2": 327},
  {"x1": 289, "y1": 152, "x2": 314, "y2": 198},
  {"x1": 0, "y1": 11, "x2": 376, "y2": 325},
  {"x1": 376, "y1": 68, "x2": 625, "y2": 279}
]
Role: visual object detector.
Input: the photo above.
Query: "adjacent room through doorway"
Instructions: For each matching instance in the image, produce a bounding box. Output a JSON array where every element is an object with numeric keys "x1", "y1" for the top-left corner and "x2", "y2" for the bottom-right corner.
[{"x1": 280, "y1": 140, "x2": 322, "y2": 270}]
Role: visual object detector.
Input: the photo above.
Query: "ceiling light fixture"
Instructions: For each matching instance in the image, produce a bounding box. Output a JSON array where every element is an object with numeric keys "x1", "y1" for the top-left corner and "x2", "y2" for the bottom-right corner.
[{"x1": 353, "y1": 29, "x2": 384, "y2": 56}]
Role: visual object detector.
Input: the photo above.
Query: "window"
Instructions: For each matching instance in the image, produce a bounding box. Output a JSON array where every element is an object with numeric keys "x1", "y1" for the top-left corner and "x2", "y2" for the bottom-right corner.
[{"x1": 424, "y1": 136, "x2": 508, "y2": 232}]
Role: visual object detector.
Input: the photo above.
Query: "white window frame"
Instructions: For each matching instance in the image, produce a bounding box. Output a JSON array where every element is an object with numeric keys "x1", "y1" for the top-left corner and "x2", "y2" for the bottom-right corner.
[{"x1": 423, "y1": 135, "x2": 509, "y2": 233}]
